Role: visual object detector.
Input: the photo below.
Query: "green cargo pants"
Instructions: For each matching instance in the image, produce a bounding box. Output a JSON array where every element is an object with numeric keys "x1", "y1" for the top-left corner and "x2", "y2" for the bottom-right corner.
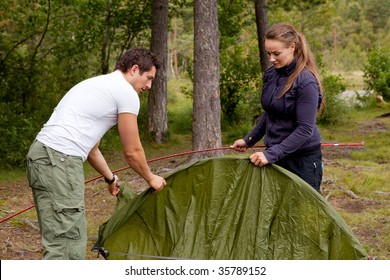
[{"x1": 26, "y1": 140, "x2": 87, "y2": 259}]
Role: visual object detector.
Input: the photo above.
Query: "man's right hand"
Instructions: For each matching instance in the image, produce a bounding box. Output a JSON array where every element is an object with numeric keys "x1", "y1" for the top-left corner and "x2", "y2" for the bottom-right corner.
[{"x1": 148, "y1": 174, "x2": 167, "y2": 193}]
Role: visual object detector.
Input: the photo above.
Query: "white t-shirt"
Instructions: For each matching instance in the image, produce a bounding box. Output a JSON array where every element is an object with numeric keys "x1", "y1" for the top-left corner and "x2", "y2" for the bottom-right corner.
[{"x1": 37, "y1": 70, "x2": 140, "y2": 161}]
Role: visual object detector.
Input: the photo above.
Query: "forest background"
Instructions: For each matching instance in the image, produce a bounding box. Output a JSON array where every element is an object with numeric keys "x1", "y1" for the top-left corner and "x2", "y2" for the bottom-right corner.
[
  {"x1": 0, "y1": 0, "x2": 390, "y2": 260},
  {"x1": 1, "y1": 0, "x2": 390, "y2": 168}
]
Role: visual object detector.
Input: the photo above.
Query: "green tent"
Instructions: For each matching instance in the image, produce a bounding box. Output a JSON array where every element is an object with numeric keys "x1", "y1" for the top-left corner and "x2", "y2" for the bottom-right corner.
[{"x1": 93, "y1": 156, "x2": 368, "y2": 260}]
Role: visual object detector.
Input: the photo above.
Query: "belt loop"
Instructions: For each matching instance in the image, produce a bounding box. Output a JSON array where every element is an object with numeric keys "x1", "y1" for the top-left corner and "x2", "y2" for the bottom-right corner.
[{"x1": 43, "y1": 145, "x2": 57, "y2": 166}]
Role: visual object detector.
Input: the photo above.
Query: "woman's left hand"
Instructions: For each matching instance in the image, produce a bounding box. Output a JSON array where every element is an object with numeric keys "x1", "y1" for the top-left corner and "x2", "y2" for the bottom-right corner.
[{"x1": 249, "y1": 152, "x2": 269, "y2": 167}]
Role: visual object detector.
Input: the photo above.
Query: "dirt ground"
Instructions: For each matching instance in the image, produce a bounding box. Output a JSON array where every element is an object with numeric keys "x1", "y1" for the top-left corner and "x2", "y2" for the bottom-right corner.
[{"x1": 0, "y1": 125, "x2": 388, "y2": 260}]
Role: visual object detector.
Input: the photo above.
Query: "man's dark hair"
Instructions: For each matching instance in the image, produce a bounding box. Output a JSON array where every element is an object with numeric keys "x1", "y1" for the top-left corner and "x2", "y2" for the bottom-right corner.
[{"x1": 116, "y1": 48, "x2": 161, "y2": 74}]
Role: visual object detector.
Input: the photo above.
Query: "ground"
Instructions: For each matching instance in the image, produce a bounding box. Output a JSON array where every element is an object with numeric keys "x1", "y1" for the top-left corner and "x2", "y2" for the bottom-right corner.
[{"x1": 0, "y1": 122, "x2": 388, "y2": 260}]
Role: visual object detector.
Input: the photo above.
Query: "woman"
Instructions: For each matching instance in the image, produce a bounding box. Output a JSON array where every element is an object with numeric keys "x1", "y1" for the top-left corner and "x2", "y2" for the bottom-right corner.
[{"x1": 231, "y1": 23, "x2": 324, "y2": 192}]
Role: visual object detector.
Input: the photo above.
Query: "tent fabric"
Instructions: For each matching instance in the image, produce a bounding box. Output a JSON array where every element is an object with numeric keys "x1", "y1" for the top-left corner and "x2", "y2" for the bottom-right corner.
[{"x1": 93, "y1": 156, "x2": 368, "y2": 260}]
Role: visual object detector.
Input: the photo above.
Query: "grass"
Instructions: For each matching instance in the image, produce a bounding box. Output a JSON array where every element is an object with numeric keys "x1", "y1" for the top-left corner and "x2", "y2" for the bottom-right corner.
[{"x1": 319, "y1": 102, "x2": 390, "y2": 259}]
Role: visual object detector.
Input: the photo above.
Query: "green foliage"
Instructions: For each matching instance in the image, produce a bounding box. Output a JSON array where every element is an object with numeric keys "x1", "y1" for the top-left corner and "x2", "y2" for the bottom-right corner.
[
  {"x1": 218, "y1": 0, "x2": 252, "y2": 50},
  {"x1": 268, "y1": 0, "x2": 327, "y2": 11},
  {"x1": 363, "y1": 47, "x2": 390, "y2": 101},
  {"x1": 222, "y1": 122, "x2": 255, "y2": 145},
  {"x1": 0, "y1": 104, "x2": 39, "y2": 167},
  {"x1": 354, "y1": 92, "x2": 378, "y2": 109},
  {"x1": 0, "y1": 0, "x2": 154, "y2": 168},
  {"x1": 167, "y1": 78, "x2": 193, "y2": 135},
  {"x1": 317, "y1": 73, "x2": 348, "y2": 125},
  {"x1": 168, "y1": 106, "x2": 193, "y2": 135},
  {"x1": 220, "y1": 46, "x2": 263, "y2": 125},
  {"x1": 363, "y1": 0, "x2": 390, "y2": 32},
  {"x1": 218, "y1": 0, "x2": 263, "y2": 126},
  {"x1": 336, "y1": 41, "x2": 365, "y2": 71}
]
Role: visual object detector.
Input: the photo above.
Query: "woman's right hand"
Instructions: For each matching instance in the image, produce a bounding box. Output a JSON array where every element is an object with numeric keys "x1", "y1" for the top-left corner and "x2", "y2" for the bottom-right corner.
[{"x1": 230, "y1": 139, "x2": 248, "y2": 152}]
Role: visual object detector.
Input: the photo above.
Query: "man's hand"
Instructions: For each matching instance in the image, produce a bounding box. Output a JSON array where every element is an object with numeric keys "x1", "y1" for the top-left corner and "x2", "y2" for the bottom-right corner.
[
  {"x1": 107, "y1": 175, "x2": 120, "y2": 196},
  {"x1": 147, "y1": 174, "x2": 167, "y2": 193}
]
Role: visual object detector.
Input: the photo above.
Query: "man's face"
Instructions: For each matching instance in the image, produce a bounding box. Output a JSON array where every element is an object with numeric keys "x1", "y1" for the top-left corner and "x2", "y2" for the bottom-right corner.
[{"x1": 131, "y1": 65, "x2": 156, "y2": 93}]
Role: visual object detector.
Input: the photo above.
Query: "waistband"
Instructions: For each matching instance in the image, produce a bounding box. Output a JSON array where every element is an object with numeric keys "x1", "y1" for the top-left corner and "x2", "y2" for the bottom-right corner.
[
  {"x1": 31, "y1": 140, "x2": 83, "y2": 161},
  {"x1": 287, "y1": 144, "x2": 322, "y2": 158}
]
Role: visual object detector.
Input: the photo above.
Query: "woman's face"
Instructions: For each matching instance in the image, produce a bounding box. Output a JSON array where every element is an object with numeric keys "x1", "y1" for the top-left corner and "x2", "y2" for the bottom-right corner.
[{"x1": 265, "y1": 39, "x2": 295, "y2": 69}]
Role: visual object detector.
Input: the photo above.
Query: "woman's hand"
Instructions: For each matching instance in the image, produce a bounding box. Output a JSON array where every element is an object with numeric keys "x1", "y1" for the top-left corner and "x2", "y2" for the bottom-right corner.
[
  {"x1": 250, "y1": 152, "x2": 269, "y2": 167},
  {"x1": 230, "y1": 139, "x2": 248, "y2": 152}
]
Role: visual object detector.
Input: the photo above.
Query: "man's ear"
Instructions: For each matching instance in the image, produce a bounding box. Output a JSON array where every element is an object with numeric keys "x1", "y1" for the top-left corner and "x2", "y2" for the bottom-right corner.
[{"x1": 128, "y1": 64, "x2": 139, "y2": 76}]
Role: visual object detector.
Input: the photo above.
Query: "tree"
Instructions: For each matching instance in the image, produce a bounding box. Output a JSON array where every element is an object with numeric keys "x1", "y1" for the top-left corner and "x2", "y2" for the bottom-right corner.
[
  {"x1": 148, "y1": 0, "x2": 169, "y2": 143},
  {"x1": 254, "y1": 0, "x2": 270, "y2": 72},
  {"x1": 101, "y1": 0, "x2": 111, "y2": 74},
  {"x1": 363, "y1": 0, "x2": 390, "y2": 33},
  {"x1": 191, "y1": 0, "x2": 222, "y2": 160}
]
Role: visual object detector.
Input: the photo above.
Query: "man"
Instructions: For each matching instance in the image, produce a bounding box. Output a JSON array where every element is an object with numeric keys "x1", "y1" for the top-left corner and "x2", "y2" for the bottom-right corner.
[{"x1": 26, "y1": 48, "x2": 167, "y2": 259}]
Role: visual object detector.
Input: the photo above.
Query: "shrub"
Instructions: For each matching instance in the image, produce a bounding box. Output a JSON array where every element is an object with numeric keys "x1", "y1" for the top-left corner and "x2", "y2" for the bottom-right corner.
[
  {"x1": 317, "y1": 73, "x2": 348, "y2": 125},
  {"x1": 0, "y1": 104, "x2": 40, "y2": 168},
  {"x1": 363, "y1": 47, "x2": 390, "y2": 101}
]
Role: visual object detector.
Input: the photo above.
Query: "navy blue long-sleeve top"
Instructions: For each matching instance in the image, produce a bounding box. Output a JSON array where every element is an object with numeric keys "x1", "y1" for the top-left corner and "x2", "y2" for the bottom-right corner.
[{"x1": 243, "y1": 60, "x2": 323, "y2": 164}]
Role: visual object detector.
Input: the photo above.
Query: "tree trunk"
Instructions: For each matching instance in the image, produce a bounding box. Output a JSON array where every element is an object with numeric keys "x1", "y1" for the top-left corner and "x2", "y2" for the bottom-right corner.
[
  {"x1": 173, "y1": 18, "x2": 179, "y2": 78},
  {"x1": 101, "y1": 0, "x2": 111, "y2": 75},
  {"x1": 333, "y1": 28, "x2": 337, "y2": 69},
  {"x1": 254, "y1": 0, "x2": 270, "y2": 73},
  {"x1": 191, "y1": 0, "x2": 222, "y2": 161},
  {"x1": 148, "y1": 0, "x2": 168, "y2": 144}
]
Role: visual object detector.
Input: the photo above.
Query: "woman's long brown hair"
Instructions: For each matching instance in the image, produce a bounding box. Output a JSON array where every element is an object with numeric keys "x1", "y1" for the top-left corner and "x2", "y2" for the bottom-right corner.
[{"x1": 265, "y1": 23, "x2": 324, "y2": 109}]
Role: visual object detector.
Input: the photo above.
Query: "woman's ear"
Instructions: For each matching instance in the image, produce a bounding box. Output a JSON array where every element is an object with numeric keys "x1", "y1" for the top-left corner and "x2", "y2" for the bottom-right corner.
[{"x1": 290, "y1": 42, "x2": 296, "y2": 54}]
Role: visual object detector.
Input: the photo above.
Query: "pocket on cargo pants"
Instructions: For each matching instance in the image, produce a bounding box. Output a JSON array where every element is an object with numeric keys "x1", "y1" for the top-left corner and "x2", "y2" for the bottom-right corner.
[
  {"x1": 37, "y1": 197, "x2": 87, "y2": 260},
  {"x1": 49, "y1": 200, "x2": 87, "y2": 260},
  {"x1": 26, "y1": 141, "x2": 52, "y2": 191}
]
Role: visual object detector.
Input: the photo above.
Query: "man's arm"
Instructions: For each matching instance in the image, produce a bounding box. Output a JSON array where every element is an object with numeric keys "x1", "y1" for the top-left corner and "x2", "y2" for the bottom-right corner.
[
  {"x1": 118, "y1": 113, "x2": 166, "y2": 192},
  {"x1": 87, "y1": 142, "x2": 119, "y2": 195}
]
